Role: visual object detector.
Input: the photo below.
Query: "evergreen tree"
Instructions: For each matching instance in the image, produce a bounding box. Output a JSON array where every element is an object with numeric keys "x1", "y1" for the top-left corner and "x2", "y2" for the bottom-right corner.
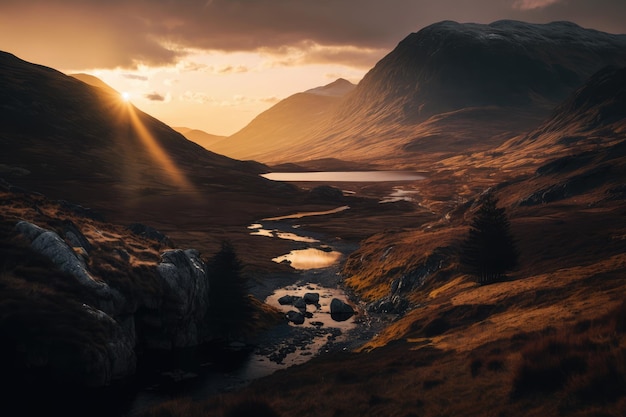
[
  {"x1": 208, "y1": 240, "x2": 253, "y2": 338},
  {"x1": 460, "y1": 193, "x2": 518, "y2": 284}
]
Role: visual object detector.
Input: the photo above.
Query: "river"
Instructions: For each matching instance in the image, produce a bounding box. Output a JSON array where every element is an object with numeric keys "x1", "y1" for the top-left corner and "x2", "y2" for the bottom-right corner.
[{"x1": 124, "y1": 206, "x2": 377, "y2": 416}]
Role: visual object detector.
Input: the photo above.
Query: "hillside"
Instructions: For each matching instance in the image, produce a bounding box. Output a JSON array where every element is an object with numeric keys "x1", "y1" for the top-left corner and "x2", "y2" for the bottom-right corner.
[
  {"x1": 0, "y1": 51, "x2": 321, "y2": 258},
  {"x1": 136, "y1": 56, "x2": 626, "y2": 417},
  {"x1": 173, "y1": 127, "x2": 226, "y2": 150},
  {"x1": 216, "y1": 20, "x2": 626, "y2": 166},
  {"x1": 209, "y1": 78, "x2": 355, "y2": 162}
]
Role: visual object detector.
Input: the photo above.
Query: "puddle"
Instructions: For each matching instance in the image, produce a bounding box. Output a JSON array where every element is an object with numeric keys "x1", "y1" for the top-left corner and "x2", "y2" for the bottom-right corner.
[
  {"x1": 248, "y1": 224, "x2": 320, "y2": 243},
  {"x1": 380, "y1": 187, "x2": 420, "y2": 203},
  {"x1": 272, "y1": 248, "x2": 342, "y2": 269},
  {"x1": 266, "y1": 283, "x2": 356, "y2": 330}
]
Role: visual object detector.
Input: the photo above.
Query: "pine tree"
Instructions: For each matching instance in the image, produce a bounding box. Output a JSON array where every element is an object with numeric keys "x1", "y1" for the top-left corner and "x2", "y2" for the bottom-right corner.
[
  {"x1": 460, "y1": 193, "x2": 518, "y2": 284},
  {"x1": 208, "y1": 240, "x2": 253, "y2": 338}
]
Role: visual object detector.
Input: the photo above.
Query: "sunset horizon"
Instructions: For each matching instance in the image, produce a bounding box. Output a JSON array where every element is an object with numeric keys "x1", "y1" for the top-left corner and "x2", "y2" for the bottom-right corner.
[{"x1": 2, "y1": 0, "x2": 624, "y2": 135}]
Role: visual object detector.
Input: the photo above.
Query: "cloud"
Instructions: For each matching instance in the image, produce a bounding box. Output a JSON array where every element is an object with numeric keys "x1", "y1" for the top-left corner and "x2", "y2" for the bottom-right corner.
[
  {"x1": 180, "y1": 91, "x2": 279, "y2": 107},
  {"x1": 145, "y1": 92, "x2": 166, "y2": 101},
  {"x1": 0, "y1": 0, "x2": 624, "y2": 70},
  {"x1": 123, "y1": 73, "x2": 148, "y2": 81},
  {"x1": 262, "y1": 42, "x2": 387, "y2": 69},
  {"x1": 513, "y1": 0, "x2": 562, "y2": 10},
  {"x1": 215, "y1": 65, "x2": 249, "y2": 74}
]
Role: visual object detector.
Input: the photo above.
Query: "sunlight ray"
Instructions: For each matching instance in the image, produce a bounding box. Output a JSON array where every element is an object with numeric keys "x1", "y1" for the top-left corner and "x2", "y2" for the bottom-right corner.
[{"x1": 125, "y1": 102, "x2": 194, "y2": 191}]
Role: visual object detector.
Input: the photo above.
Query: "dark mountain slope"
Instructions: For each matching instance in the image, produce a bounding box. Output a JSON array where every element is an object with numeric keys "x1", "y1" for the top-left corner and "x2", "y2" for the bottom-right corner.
[{"x1": 0, "y1": 51, "x2": 299, "y2": 238}]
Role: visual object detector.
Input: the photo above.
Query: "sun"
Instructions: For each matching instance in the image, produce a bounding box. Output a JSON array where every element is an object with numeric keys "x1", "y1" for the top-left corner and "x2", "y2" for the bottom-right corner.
[{"x1": 121, "y1": 91, "x2": 131, "y2": 102}]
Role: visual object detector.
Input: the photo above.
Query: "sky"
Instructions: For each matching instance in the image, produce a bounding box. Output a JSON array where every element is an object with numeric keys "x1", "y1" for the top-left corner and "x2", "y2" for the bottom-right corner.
[{"x1": 1, "y1": 0, "x2": 625, "y2": 136}]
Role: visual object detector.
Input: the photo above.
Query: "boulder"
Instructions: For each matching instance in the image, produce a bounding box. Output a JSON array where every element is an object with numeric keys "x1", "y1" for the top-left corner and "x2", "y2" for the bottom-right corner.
[
  {"x1": 303, "y1": 292, "x2": 320, "y2": 304},
  {"x1": 286, "y1": 310, "x2": 305, "y2": 325},
  {"x1": 154, "y1": 249, "x2": 210, "y2": 348},
  {"x1": 293, "y1": 297, "x2": 307, "y2": 310},
  {"x1": 81, "y1": 304, "x2": 137, "y2": 385},
  {"x1": 330, "y1": 298, "x2": 355, "y2": 322},
  {"x1": 15, "y1": 221, "x2": 124, "y2": 313},
  {"x1": 128, "y1": 222, "x2": 174, "y2": 246},
  {"x1": 278, "y1": 295, "x2": 296, "y2": 305}
]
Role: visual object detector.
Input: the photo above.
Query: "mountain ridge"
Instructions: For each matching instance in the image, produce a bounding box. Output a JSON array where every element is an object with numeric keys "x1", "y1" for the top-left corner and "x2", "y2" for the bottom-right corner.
[{"x1": 211, "y1": 20, "x2": 626, "y2": 166}]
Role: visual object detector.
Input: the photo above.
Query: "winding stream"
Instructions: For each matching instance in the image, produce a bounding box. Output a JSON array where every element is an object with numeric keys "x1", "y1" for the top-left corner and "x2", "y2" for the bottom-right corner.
[{"x1": 126, "y1": 206, "x2": 367, "y2": 416}]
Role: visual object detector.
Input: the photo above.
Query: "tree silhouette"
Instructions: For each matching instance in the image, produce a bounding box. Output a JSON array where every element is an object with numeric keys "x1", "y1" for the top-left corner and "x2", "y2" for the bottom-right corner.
[
  {"x1": 460, "y1": 193, "x2": 518, "y2": 284},
  {"x1": 207, "y1": 240, "x2": 253, "y2": 338}
]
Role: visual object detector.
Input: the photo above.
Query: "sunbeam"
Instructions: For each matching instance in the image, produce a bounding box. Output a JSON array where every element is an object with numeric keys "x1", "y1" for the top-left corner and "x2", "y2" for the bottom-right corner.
[{"x1": 124, "y1": 102, "x2": 194, "y2": 191}]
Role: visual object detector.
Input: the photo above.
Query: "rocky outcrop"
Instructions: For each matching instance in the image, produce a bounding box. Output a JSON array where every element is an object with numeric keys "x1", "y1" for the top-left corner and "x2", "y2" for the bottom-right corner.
[
  {"x1": 368, "y1": 250, "x2": 447, "y2": 314},
  {"x1": 128, "y1": 222, "x2": 174, "y2": 246},
  {"x1": 152, "y1": 249, "x2": 211, "y2": 349},
  {"x1": 81, "y1": 304, "x2": 137, "y2": 385},
  {"x1": 13, "y1": 220, "x2": 214, "y2": 387},
  {"x1": 15, "y1": 221, "x2": 125, "y2": 313}
]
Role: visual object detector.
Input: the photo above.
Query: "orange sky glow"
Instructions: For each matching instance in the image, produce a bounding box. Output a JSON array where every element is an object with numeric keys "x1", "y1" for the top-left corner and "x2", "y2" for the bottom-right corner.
[{"x1": 0, "y1": 0, "x2": 624, "y2": 136}]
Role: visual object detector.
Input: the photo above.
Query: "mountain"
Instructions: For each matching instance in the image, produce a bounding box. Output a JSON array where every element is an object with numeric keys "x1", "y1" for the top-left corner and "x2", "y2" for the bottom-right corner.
[
  {"x1": 70, "y1": 73, "x2": 121, "y2": 95},
  {"x1": 484, "y1": 65, "x2": 626, "y2": 208},
  {"x1": 209, "y1": 78, "x2": 355, "y2": 162},
  {"x1": 173, "y1": 127, "x2": 226, "y2": 149},
  {"x1": 215, "y1": 21, "x2": 626, "y2": 166},
  {"x1": 0, "y1": 51, "x2": 300, "y2": 248}
]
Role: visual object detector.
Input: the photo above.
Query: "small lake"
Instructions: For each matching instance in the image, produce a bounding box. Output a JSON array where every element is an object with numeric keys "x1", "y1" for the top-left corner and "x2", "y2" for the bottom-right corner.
[{"x1": 261, "y1": 171, "x2": 425, "y2": 182}]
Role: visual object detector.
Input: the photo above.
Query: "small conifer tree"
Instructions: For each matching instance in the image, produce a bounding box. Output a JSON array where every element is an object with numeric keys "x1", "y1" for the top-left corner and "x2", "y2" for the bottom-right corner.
[
  {"x1": 461, "y1": 193, "x2": 518, "y2": 284},
  {"x1": 208, "y1": 240, "x2": 253, "y2": 338}
]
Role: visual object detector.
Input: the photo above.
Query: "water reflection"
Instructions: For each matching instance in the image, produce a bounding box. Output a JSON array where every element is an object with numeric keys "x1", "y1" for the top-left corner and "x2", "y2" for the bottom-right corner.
[
  {"x1": 272, "y1": 248, "x2": 342, "y2": 269},
  {"x1": 262, "y1": 171, "x2": 425, "y2": 182},
  {"x1": 380, "y1": 187, "x2": 420, "y2": 203},
  {"x1": 262, "y1": 205, "x2": 349, "y2": 221},
  {"x1": 248, "y1": 223, "x2": 319, "y2": 243}
]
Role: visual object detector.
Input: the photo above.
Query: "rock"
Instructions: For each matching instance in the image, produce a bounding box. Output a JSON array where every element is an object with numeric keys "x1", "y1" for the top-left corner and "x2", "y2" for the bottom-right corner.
[
  {"x1": 56, "y1": 200, "x2": 104, "y2": 221},
  {"x1": 330, "y1": 298, "x2": 355, "y2": 322},
  {"x1": 15, "y1": 221, "x2": 124, "y2": 313},
  {"x1": 303, "y1": 292, "x2": 320, "y2": 304},
  {"x1": 286, "y1": 310, "x2": 305, "y2": 325},
  {"x1": 278, "y1": 295, "x2": 296, "y2": 305},
  {"x1": 62, "y1": 219, "x2": 93, "y2": 252},
  {"x1": 154, "y1": 249, "x2": 210, "y2": 348},
  {"x1": 81, "y1": 304, "x2": 137, "y2": 385},
  {"x1": 293, "y1": 297, "x2": 307, "y2": 310},
  {"x1": 128, "y1": 223, "x2": 173, "y2": 246}
]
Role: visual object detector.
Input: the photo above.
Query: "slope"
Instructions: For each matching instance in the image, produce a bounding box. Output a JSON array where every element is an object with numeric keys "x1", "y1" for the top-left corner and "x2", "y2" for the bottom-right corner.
[
  {"x1": 0, "y1": 51, "x2": 305, "y2": 255},
  {"x1": 173, "y1": 127, "x2": 226, "y2": 149},
  {"x1": 222, "y1": 21, "x2": 626, "y2": 167},
  {"x1": 209, "y1": 78, "x2": 355, "y2": 162}
]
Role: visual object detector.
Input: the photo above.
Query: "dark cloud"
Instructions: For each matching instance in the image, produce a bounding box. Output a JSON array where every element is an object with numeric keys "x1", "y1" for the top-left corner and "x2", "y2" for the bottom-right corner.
[
  {"x1": 0, "y1": 0, "x2": 624, "y2": 70},
  {"x1": 145, "y1": 92, "x2": 166, "y2": 101}
]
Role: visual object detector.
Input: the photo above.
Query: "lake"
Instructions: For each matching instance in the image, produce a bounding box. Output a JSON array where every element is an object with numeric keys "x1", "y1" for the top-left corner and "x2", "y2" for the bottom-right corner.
[{"x1": 261, "y1": 171, "x2": 425, "y2": 182}]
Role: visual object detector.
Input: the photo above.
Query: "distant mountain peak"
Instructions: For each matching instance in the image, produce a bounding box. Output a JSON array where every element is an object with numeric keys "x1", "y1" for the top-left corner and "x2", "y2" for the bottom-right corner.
[{"x1": 305, "y1": 78, "x2": 356, "y2": 97}]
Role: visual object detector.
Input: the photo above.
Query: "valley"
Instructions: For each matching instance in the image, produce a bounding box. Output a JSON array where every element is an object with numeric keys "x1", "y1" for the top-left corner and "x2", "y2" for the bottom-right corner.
[{"x1": 1, "y1": 17, "x2": 625, "y2": 417}]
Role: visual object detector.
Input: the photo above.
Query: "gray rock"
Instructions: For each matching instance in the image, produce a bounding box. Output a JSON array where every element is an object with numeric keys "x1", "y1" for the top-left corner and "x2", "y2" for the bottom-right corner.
[
  {"x1": 286, "y1": 310, "x2": 305, "y2": 325},
  {"x1": 15, "y1": 221, "x2": 124, "y2": 313},
  {"x1": 81, "y1": 304, "x2": 136, "y2": 385},
  {"x1": 155, "y1": 249, "x2": 210, "y2": 348},
  {"x1": 63, "y1": 220, "x2": 93, "y2": 252}
]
